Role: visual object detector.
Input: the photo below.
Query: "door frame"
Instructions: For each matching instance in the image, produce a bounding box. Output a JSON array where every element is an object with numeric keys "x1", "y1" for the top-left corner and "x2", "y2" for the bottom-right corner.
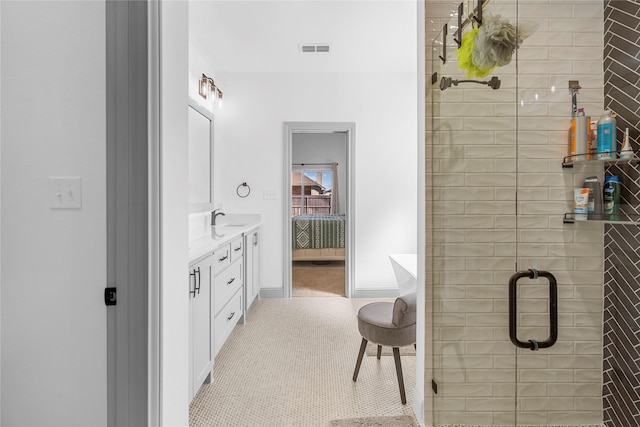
[
  {"x1": 106, "y1": 0, "x2": 161, "y2": 425},
  {"x1": 283, "y1": 122, "x2": 355, "y2": 298}
]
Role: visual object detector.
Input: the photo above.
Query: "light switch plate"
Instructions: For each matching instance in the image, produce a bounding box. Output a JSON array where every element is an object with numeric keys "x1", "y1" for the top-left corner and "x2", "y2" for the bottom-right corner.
[
  {"x1": 263, "y1": 190, "x2": 278, "y2": 200},
  {"x1": 49, "y1": 177, "x2": 82, "y2": 209}
]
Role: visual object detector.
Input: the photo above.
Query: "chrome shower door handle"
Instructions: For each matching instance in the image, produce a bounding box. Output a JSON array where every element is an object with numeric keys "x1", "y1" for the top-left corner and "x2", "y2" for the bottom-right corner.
[{"x1": 509, "y1": 269, "x2": 558, "y2": 351}]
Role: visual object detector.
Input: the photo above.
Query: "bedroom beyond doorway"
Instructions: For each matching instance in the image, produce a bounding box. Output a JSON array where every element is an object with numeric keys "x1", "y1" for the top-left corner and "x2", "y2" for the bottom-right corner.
[{"x1": 292, "y1": 260, "x2": 345, "y2": 297}]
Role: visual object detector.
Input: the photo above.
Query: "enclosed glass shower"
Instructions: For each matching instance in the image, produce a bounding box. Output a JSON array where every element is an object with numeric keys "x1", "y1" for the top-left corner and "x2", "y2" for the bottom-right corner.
[{"x1": 429, "y1": 0, "x2": 609, "y2": 425}]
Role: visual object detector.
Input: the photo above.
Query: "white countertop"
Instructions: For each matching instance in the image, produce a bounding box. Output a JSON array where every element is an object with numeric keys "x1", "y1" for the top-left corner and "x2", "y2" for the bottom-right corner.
[{"x1": 189, "y1": 214, "x2": 261, "y2": 264}]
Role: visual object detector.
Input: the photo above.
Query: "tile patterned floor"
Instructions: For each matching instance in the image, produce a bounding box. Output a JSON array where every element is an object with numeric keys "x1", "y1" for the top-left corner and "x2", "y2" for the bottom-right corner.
[{"x1": 189, "y1": 297, "x2": 417, "y2": 426}]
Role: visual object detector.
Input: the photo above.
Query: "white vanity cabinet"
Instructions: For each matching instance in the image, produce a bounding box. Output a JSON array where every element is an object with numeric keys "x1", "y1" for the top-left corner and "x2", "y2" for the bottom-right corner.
[
  {"x1": 212, "y1": 236, "x2": 244, "y2": 357},
  {"x1": 244, "y1": 226, "x2": 261, "y2": 312},
  {"x1": 187, "y1": 216, "x2": 262, "y2": 395},
  {"x1": 188, "y1": 254, "x2": 213, "y2": 401}
]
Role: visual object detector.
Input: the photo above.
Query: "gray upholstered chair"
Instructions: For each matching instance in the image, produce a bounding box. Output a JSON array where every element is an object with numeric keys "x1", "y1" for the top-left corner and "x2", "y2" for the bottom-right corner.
[{"x1": 352, "y1": 292, "x2": 417, "y2": 404}]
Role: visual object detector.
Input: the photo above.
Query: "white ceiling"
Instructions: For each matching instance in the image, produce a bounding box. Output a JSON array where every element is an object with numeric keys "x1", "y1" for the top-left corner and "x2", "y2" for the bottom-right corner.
[{"x1": 189, "y1": 0, "x2": 419, "y2": 73}]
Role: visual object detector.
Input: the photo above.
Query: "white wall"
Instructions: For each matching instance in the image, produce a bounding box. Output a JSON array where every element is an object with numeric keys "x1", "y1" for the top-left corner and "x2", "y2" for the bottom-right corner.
[
  {"x1": 215, "y1": 71, "x2": 418, "y2": 291},
  {"x1": 0, "y1": 1, "x2": 4, "y2": 421},
  {"x1": 416, "y1": 1, "x2": 427, "y2": 424},
  {"x1": 160, "y1": 1, "x2": 190, "y2": 425},
  {"x1": 292, "y1": 132, "x2": 347, "y2": 214},
  {"x1": 1, "y1": 1, "x2": 107, "y2": 425}
]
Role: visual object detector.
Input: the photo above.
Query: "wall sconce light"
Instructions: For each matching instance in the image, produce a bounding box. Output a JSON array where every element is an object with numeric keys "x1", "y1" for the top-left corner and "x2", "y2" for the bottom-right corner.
[{"x1": 198, "y1": 73, "x2": 224, "y2": 108}]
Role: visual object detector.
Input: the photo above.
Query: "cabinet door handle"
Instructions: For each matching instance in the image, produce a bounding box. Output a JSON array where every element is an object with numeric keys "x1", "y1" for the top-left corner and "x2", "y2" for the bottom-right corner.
[
  {"x1": 189, "y1": 270, "x2": 197, "y2": 297},
  {"x1": 219, "y1": 255, "x2": 228, "y2": 262},
  {"x1": 227, "y1": 277, "x2": 235, "y2": 285},
  {"x1": 234, "y1": 246, "x2": 242, "y2": 252},
  {"x1": 195, "y1": 267, "x2": 201, "y2": 295},
  {"x1": 227, "y1": 311, "x2": 235, "y2": 321}
]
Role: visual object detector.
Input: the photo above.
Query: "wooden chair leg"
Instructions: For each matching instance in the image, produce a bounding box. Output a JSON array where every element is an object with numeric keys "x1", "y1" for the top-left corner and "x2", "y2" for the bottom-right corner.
[
  {"x1": 392, "y1": 347, "x2": 407, "y2": 405},
  {"x1": 376, "y1": 345, "x2": 382, "y2": 360},
  {"x1": 352, "y1": 338, "x2": 368, "y2": 382}
]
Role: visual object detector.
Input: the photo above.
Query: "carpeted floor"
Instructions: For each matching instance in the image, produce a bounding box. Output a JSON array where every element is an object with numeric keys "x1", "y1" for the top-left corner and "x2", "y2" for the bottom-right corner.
[
  {"x1": 328, "y1": 415, "x2": 419, "y2": 427},
  {"x1": 364, "y1": 341, "x2": 416, "y2": 357},
  {"x1": 292, "y1": 261, "x2": 345, "y2": 297},
  {"x1": 189, "y1": 297, "x2": 417, "y2": 426}
]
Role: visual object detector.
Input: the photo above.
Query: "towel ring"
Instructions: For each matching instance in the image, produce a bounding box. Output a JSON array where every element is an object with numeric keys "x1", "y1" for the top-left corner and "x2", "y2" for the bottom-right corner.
[{"x1": 236, "y1": 182, "x2": 250, "y2": 198}]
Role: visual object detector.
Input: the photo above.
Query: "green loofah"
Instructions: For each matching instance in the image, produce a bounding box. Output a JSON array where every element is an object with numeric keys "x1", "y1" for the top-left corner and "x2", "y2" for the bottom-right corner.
[
  {"x1": 455, "y1": 28, "x2": 497, "y2": 78},
  {"x1": 455, "y1": 14, "x2": 538, "y2": 79}
]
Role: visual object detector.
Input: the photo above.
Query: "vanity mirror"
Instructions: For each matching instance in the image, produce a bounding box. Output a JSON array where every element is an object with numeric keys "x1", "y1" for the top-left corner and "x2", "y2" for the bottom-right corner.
[{"x1": 188, "y1": 99, "x2": 215, "y2": 213}]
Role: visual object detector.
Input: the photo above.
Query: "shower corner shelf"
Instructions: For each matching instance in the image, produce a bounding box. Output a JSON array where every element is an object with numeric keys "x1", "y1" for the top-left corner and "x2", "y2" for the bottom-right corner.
[
  {"x1": 563, "y1": 212, "x2": 640, "y2": 225},
  {"x1": 562, "y1": 153, "x2": 640, "y2": 168}
]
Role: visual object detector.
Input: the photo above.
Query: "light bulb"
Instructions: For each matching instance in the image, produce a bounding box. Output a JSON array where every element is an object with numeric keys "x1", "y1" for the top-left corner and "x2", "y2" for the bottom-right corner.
[{"x1": 199, "y1": 76, "x2": 208, "y2": 99}]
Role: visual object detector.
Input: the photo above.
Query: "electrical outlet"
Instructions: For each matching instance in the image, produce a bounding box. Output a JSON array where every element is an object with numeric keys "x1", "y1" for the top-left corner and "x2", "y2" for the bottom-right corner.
[{"x1": 49, "y1": 177, "x2": 82, "y2": 209}]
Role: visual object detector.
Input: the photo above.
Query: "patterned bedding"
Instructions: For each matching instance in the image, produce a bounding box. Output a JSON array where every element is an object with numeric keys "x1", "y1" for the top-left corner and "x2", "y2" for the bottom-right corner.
[{"x1": 292, "y1": 214, "x2": 346, "y2": 250}]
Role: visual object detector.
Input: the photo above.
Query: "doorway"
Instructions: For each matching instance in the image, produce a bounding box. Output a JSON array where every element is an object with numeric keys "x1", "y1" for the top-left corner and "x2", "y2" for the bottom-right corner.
[
  {"x1": 283, "y1": 122, "x2": 355, "y2": 299},
  {"x1": 291, "y1": 134, "x2": 346, "y2": 297}
]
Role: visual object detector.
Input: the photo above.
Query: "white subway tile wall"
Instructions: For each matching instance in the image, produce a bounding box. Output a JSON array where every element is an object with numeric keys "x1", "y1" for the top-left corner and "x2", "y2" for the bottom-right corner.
[{"x1": 428, "y1": 0, "x2": 605, "y2": 425}]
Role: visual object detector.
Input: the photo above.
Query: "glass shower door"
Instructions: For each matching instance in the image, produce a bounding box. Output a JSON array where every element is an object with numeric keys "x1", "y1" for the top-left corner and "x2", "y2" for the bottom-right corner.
[
  {"x1": 431, "y1": 1, "x2": 518, "y2": 424},
  {"x1": 429, "y1": 0, "x2": 605, "y2": 425},
  {"x1": 511, "y1": 0, "x2": 604, "y2": 424}
]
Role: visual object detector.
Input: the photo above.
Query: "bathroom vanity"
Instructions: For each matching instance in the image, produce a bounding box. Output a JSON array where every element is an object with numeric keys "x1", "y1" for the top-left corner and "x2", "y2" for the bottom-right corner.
[{"x1": 187, "y1": 215, "x2": 262, "y2": 401}]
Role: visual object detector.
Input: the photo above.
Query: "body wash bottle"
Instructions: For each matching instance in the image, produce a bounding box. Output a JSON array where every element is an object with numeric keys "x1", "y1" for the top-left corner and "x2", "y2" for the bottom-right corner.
[{"x1": 620, "y1": 127, "x2": 634, "y2": 159}]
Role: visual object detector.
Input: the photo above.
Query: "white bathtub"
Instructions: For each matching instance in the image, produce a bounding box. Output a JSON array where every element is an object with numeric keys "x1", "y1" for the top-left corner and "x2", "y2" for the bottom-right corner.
[{"x1": 388, "y1": 253, "x2": 417, "y2": 295}]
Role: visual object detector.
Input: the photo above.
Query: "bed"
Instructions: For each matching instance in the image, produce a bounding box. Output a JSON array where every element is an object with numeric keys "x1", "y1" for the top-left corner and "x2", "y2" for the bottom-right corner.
[{"x1": 292, "y1": 213, "x2": 346, "y2": 261}]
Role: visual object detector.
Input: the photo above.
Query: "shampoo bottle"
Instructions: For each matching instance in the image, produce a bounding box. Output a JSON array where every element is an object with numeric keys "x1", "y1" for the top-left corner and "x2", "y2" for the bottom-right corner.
[
  {"x1": 570, "y1": 117, "x2": 577, "y2": 158},
  {"x1": 597, "y1": 110, "x2": 617, "y2": 159},
  {"x1": 575, "y1": 108, "x2": 589, "y2": 160}
]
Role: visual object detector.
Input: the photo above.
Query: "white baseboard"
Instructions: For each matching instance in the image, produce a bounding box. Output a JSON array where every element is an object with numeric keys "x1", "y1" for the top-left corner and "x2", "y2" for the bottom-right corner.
[
  {"x1": 259, "y1": 288, "x2": 285, "y2": 299},
  {"x1": 260, "y1": 288, "x2": 399, "y2": 299},
  {"x1": 353, "y1": 288, "x2": 399, "y2": 298}
]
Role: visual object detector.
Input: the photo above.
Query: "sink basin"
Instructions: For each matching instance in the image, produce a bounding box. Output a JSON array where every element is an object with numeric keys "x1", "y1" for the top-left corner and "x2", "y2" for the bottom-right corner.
[{"x1": 216, "y1": 223, "x2": 247, "y2": 228}]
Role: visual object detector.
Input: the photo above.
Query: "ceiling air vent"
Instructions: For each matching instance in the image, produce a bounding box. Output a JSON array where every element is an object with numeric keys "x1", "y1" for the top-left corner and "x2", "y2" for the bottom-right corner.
[{"x1": 299, "y1": 44, "x2": 331, "y2": 53}]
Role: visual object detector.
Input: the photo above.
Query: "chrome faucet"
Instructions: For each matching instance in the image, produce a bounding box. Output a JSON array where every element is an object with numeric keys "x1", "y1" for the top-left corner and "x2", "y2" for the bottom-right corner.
[{"x1": 211, "y1": 209, "x2": 226, "y2": 226}]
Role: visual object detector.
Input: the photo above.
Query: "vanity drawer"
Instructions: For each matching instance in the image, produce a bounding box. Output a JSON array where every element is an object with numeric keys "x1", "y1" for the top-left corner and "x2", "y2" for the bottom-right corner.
[
  {"x1": 213, "y1": 288, "x2": 243, "y2": 356},
  {"x1": 212, "y1": 243, "x2": 231, "y2": 273},
  {"x1": 213, "y1": 260, "x2": 243, "y2": 316},
  {"x1": 230, "y1": 236, "x2": 243, "y2": 263}
]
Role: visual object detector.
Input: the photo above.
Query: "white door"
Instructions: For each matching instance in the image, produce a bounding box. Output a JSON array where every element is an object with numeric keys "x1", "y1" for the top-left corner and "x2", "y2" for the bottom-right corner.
[{"x1": 1, "y1": 1, "x2": 108, "y2": 425}]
